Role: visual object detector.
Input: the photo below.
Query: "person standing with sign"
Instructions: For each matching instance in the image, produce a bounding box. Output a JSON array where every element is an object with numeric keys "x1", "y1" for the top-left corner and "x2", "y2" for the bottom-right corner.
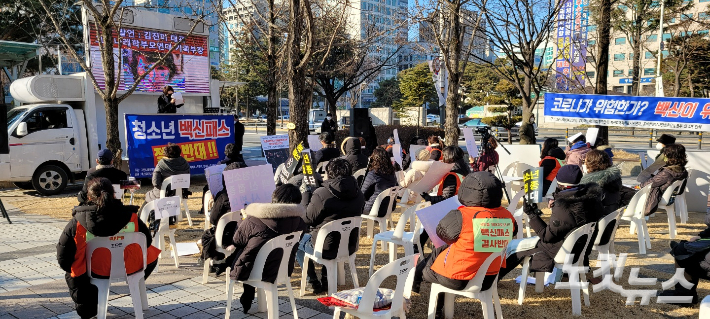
[
  {"x1": 157, "y1": 85, "x2": 178, "y2": 113},
  {"x1": 411, "y1": 172, "x2": 516, "y2": 318},
  {"x1": 497, "y1": 165, "x2": 604, "y2": 279}
]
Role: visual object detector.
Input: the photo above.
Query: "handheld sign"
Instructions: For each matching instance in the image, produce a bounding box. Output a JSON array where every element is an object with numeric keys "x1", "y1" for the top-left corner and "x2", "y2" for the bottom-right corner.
[
  {"x1": 462, "y1": 128, "x2": 479, "y2": 158},
  {"x1": 279, "y1": 142, "x2": 305, "y2": 182},
  {"x1": 567, "y1": 132, "x2": 583, "y2": 144},
  {"x1": 307, "y1": 135, "x2": 323, "y2": 152},
  {"x1": 301, "y1": 149, "x2": 319, "y2": 188},
  {"x1": 393, "y1": 129, "x2": 401, "y2": 145},
  {"x1": 260, "y1": 134, "x2": 289, "y2": 151},
  {"x1": 392, "y1": 144, "x2": 403, "y2": 168},
  {"x1": 170, "y1": 174, "x2": 190, "y2": 189},
  {"x1": 408, "y1": 161, "x2": 455, "y2": 193},
  {"x1": 224, "y1": 164, "x2": 276, "y2": 211},
  {"x1": 586, "y1": 128, "x2": 600, "y2": 146},
  {"x1": 473, "y1": 218, "x2": 514, "y2": 252},
  {"x1": 522, "y1": 167, "x2": 543, "y2": 203},
  {"x1": 155, "y1": 196, "x2": 181, "y2": 220},
  {"x1": 205, "y1": 164, "x2": 227, "y2": 197},
  {"x1": 416, "y1": 196, "x2": 461, "y2": 247}
]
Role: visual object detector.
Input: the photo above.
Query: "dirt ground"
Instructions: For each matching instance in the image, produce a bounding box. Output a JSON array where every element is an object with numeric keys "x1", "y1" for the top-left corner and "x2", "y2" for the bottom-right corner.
[{"x1": 1, "y1": 183, "x2": 706, "y2": 318}]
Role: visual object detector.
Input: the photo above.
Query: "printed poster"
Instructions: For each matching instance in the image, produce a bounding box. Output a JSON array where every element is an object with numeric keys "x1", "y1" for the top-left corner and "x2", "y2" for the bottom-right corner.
[{"x1": 223, "y1": 164, "x2": 276, "y2": 211}]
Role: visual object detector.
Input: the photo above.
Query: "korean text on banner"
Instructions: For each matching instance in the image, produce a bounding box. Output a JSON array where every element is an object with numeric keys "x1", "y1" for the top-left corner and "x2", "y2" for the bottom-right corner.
[
  {"x1": 125, "y1": 114, "x2": 234, "y2": 178},
  {"x1": 473, "y1": 218, "x2": 514, "y2": 252},
  {"x1": 393, "y1": 129, "x2": 401, "y2": 145},
  {"x1": 416, "y1": 196, "x2": 462, "y2": 248},
  {"x1": 155, "y1": 196, "x2": 181, "y2": 220},
  {"x1": 223, "y1": 164, "x2": 276, "y2": 211},
  {"x1": 462, "y1": 128, "x2": 479, "y2": 158},
  {"x1": 544, "y1": 93, "x2": 710, "y2": 131},
  {"x1": 205, "y1": 164, "x2": 227, "y2": 197},
  {"x1": 392, "y1": 144, "x2": 403, "y2": 168},
  {"x1": 523, "y1": 167, "x2": 543, "y2": 203},
  {"x1": 307, "y1": 135, "x2": 323, "y2": 152},
  {"x1": 260, "y1": 134, "x2": 290, "y2": 150},
  {"x1": 408, "y1": 161, "x2": 455, "y2": 193}
]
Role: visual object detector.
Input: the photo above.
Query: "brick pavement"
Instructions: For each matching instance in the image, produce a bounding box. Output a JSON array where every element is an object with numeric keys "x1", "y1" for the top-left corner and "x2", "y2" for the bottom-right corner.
[{"x1": 0, "y1": 202, "x2": 332, "y2": 319}]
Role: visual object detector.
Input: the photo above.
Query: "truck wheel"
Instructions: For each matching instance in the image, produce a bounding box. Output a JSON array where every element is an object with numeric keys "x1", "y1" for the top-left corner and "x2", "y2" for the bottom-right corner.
[
  {"x1": 32, "y1": 165, "x2": 68, "y2": 196},
  {"x1": 13, "y1": 182, "x2": 34, "y2": 190}
]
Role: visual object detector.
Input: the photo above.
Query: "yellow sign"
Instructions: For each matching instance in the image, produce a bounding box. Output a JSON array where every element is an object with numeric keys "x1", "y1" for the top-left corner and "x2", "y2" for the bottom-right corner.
[{"x1": 287, "y1": 123, "x2": 296, "y2": 129}]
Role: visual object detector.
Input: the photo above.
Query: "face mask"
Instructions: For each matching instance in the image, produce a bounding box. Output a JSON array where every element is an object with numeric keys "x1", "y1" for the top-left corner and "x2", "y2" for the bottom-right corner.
[
  {"x1": 656, "y1": 143, "x2": 664, "y2": 150},
  {"x1": 327, "y1": 116, "x2": 332, "y2": 120},
  {"x1": 582, "y1": 164, "x2": 588, "y2": 174}
]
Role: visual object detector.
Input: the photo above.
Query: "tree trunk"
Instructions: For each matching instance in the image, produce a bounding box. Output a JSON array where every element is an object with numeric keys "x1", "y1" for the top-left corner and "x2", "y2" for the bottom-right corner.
[
  {"x1": 519, "y1": 67, "x2": 535, "y2": 145},
  {"x1": 594, "y1": 0, "x2": 611, "y2": 145},
  {"x1": 287, "y1": 0, "x2": 310, "y2": 150},
  {"x1": 674, "y1": 72, "x2": 681, "y2": 97},
  {"x1": 103, "y1": 97, "x2": 122, "y2": 166},
  {"x1": 326, "y1": 94, "x2": 338, "y2": 122},
  {"x1": 266, "y1": 0, "x2": 278, "y2": 136},
  {"x1": 688, "y1": 74, "x2": 695, "y2": 97},
  {"x1": 631, "y1": 23, "x2": 642, "y2": 96},
  {"x1": 100, "y1": 21, "x2": 121, "y2": 163}
]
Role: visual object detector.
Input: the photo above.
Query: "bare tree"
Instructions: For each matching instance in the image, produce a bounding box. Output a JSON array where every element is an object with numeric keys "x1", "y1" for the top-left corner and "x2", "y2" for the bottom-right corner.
[
  {"x1": 36, "y1": 0, "x2": 204, "y2": 160},
  {"x1": 474, "y1": 0, "x2": 563, "y2": 144}
]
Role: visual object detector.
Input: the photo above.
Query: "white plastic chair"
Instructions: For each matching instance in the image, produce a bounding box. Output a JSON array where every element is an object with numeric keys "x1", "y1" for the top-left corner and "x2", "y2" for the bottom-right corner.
[
  {"x1": 620, "y1": 184, "x2": 653, "y2": 254},
  {"x1": 428, "y1": 250, "x2": 506, "y2": 319},
  {"x1": 592, "y1": 208, "x2": 623, "y2": 257},
  {"x1": 113, "y1": 184, "x2": 124, "y2": 200},
  {"x1": 701, "y1": 295, "x2": 710, "y2": 318},
  {"x1": 226, "y1": 231, "x2": 302, "y2": 319},
  {"x1": 507, "y1": 189, "x2": 530, "y2": 239},
  {"x1": 333, "y1": 254, "x2": 419, "y2": 319},
  {"x1": 675, "y1": 177, "x2": 689, "y2": 224},
  {"x1": 139, "y1": 201, "x2": 179, "y2": 268},
  {"x1": 369, "y1": 201, "x2": 431, "y2": 276},
  {"x1": 300, "y1": 217, "x2": 361, "y2": 297},
  {"x1": 354, "y1": 168, "x2": 367, "y2": 187},
  {"x1": 160, "y1": 174, "x2": 192, "y2": 226},
  {"x1": 86, "y1": 232, "x2": 149, "y2": 319},
  {"x1": 658, "y1": 179, "x2": 685, "y2": 239},
  {"x1": 202, "y1": 211, "x2": 241, "y2": 284},
  {"x1": 203, "y1": 191, "x2": 214, "y2": 230},
  {"x1": 518, "y1": 222, "x2": 597, "y2": 316},
  {"x1": 362, "y1": 187, "x2": 398, "y2": 251}
]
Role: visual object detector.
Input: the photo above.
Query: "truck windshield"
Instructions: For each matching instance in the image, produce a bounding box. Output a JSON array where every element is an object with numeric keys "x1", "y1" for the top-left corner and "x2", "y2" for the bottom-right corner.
[{"x1": 7, "y1": 108, "x2": 26, "y2": 129}]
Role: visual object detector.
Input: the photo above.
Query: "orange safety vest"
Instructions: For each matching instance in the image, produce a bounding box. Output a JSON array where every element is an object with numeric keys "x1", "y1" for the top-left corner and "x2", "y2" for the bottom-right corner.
[
  {"x1": 539, "y1": 156, "x2": 563, "y2": 182},
  {"x1": 70, "y1": 213, "x2": 161, "y2": 278},
  {"x1": 430, "y1": 206, "x2": 515, "y2": 280},
  {"x1": 432, "y1": 172, "x2": 465, "y2": 196}
]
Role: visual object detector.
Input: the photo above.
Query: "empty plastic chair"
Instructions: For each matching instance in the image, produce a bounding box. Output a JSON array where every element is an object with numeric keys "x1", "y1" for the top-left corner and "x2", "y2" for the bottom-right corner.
[
  {"x1": 300, "y1": 217, "x2": 361, "y2": 297},
  {"x1": 333, "y1": 254, "x2": 419, "y2": 319},
  {"x1": 429, "y1": 250, "x2": 506, "y2": 319},
  {"x1": 369, "y1": 201, "x2": 431, "y2": 276},
  {"x1": 226, "y1": 231, "x2": 302, "y2": 319},
  {"x1": 86, "y1": 232, "x2": 149, "y2": 319},
  {"x1": 202, "y1": 211, "x2": 241, "y2": 284},
  {"x1": 362, "y1": 187, "x2": 398, "y2": 251},
  {"x1": 139, "y1": 200, "x2": 179, "y2": 268},
  {"x1": 518, "y1": 222, "x2": 597, "y2": 316},
  {"x1": 620, "y1": 184, "x2": 653, "y2": 254},
  {"x1": 160, "y1": 174, "x2": 192, "y2": 226}
]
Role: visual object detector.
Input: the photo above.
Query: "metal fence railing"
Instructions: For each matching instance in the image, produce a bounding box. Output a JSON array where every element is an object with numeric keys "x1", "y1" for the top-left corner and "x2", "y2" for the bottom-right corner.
[{"x1": 537, "y1": 127, "x2": 707, "y2": 150}]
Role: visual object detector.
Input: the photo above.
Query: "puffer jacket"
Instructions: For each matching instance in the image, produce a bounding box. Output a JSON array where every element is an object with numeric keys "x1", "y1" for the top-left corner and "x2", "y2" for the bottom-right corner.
[
  {"x1": 400, "y1": 160, "x2": 433, "y2": 188},
  {"x1": 304, "y1": 175, "x2": 365, "y2": 259},
  {"x1": 565, "y1": 141, "x2": 590, "y2": 167},
  {"x1": 640, "y1": 164, "x2": 688, "y2": 216},
  {"x1": 153, "y1": 157, "x2": 191, "y2": 189},
  {"x1": 77, "y1": 165, "x2": 128, "y2": 205},
  {"x1": 229, "y1": 203, "x2": 307, "y2": 281},
  {"x1": 428, "y1": 158, "x2": 470, "y2": 204},
  {"x1": 361, "y1": 170, "x2": 397, "y2": 216},
  {"x1": 314, "y1": 146, "x2": 340, "y2": 167},
  {"x1": 340, "y1": 138, "x2": 368, "y2": 171},
  {"x1": 527, "y1": 184, "x2": 604, "y2": 272},
  {"x1": 580, "y1": 166, "x2": 623, "y2": 215}
]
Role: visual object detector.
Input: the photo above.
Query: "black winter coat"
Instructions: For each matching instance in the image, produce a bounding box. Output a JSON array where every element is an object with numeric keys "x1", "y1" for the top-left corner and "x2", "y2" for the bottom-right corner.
[
  {"x1": 428, "y1": 158, "x2": 470, "y2": 204},
  {"x1": 361, "y1": 170, "x2": 397, "y2": 216},
  {"x1": 234, "y1": 121, "x2": 245, "y2": 153},
  {"x1": 527, "y1": 184, "x2": 604, "y2": 272},
  {"x1": 57, "y1": 200, "x2": 152, "y2": 274},
  {"x1": 229, "y1": 203, "x2": 307, "y2": 281},
  {"x1": 157, "y1": 94, "x2": 176, "y2": 113},
  {"x1": 314, "y1": 146, "x2": 340, "y2": 167},
  {"x1": 579, "y1": 166, "x2": 623, "y2": 215},
  {"x1": 321, "y1": 118, "x2": 338, "y2": 135},
  {"x1": 340, "y1": 138, "x2": 368, "y2": 171},
  {"x1": 77, "y1": 166, "x2": 128, "y2": 205},
  {"x1": 304, "y1": 175, "x2": 364, "y2": 259}
]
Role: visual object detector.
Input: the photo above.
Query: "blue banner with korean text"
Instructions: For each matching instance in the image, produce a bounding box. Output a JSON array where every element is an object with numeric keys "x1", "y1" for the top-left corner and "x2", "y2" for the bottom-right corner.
[
  {"x1": 544, "y1": 93, "x2": 710, "y2": 131},
  {"x1": 124, "y1": 114, "x2": 234, "y2": 178}
]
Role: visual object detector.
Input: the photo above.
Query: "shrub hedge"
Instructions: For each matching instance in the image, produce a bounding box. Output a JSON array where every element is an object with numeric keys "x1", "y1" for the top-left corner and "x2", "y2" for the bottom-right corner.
[{"x1": 332, "y1": 125, "x2": 445, "y2": 153}]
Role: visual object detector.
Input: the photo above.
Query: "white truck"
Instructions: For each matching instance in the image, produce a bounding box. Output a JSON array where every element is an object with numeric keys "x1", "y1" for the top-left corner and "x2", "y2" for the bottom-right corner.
[
  {"x1": 3, "y1": 73, "x2": 220, "y2": 195},
  {"x1": 308, "y1": 109, "x2": 327, "y2": 133}
]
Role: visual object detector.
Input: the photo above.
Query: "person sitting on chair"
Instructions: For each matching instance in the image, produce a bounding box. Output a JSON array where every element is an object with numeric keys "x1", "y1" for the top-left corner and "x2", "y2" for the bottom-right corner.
[
  {"x1": 411, "y1": 172, "x2": 517, "y2": 318},
  {"x1": 77, "y1": 149, "x2": 127, "y2": 205},
  {"x1": 422, "y1": 146, "x2": 470, "y2": 205},
  {"x1": 361, "y1": 147, "x2": 397, "y2": 216},
  {"x1": 144, "y1": 143, "x2": 191, "y2": 203},
  {"x1": 227, "y1": 184, "x2": 307, "y2": 313},
  {"x1": 296, "y1": 159, "x2": 365, "y2": 294},
  {"x1": 58, "y1": 178, "x2": 161, "y2": 319},
  {"x1": 639, "y1": 143, "x2": 688, "y2": 217},
  {"x1": 314, "y1": 132, "x2": 339, "y2": 166},
  {"x1": 339, "y1": 137, "x2": 368, "y2": 171}
]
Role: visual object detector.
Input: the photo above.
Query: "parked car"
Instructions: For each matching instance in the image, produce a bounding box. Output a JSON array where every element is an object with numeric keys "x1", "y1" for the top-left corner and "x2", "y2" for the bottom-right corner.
[{"x1": 426, "y1": 114, "x2": 440, "y2": 125}]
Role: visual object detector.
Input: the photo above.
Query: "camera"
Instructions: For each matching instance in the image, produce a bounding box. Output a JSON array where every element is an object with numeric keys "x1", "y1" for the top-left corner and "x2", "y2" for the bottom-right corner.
[{"x1": 476, "y1": 126, "x2": 492, "y2": 151}]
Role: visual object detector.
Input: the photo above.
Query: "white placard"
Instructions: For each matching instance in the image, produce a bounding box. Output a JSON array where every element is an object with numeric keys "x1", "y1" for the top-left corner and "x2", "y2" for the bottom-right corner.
[
  {"x1": 416, "y1": 196, "x2": 462, "y2": 248},
  {"x1": 409, "y1": 145, "x2": 427, "y2": 160},
  {"x1": 392, "y1": 144, "x2": 403, "y2": 168},
  {"x1": 171, "y1": 92, "x2": 184, "y2": 105},
  {"x1": 224, "y1": 164, "x2": 276, "y2": 211},
  {"x1": 260, "y1": 134, "x2": 290, "y2": 151},
  {"x1": 407, "y1": 161, "x2": 455, "y2": 193},
  {"x1": 308, "y1": 135, "x2": 323, "y2": 152},
  {"x1": 567, "y1": 132, "x2": 583, "y2": 143},
  {"x1": 170, "y1": 174, "x2": 190, "y2": 189},
  {"x1": 175, "y1": 242, "x2": 200, "y2": 256},
  {"x1": 393, "y1": 129, "x2": 401, "y2": 145},
  {"x1": 155, "y1": 196, "x2": 181, "y2": 219},
  {"x1": 586, "y1": 128, "x2": 600, "y2": 146},
  {"x1": 205, "y1": 164, "x2": 227, "y2": 197},
  {"x1": 462, "y1": 128, "x2": 479, "y2": 158}
]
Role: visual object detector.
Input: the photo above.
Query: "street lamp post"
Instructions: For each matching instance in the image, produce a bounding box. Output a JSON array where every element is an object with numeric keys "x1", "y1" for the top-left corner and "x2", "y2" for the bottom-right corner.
[{"x1": 655, "y1": 0, "x2": 666, "y2": 96}]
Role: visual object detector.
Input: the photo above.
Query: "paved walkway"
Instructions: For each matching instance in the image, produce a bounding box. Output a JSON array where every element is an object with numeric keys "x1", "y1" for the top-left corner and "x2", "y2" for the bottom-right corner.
[{"x1": 0, "y1": 202, "x2": 332, "y2": 319}]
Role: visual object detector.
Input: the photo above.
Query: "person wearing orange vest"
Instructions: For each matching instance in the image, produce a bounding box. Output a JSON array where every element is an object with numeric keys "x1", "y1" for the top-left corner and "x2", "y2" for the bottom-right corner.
[
  {"x1": 412, "y1": 172, "x2": 517, "y2": 317},
  {"x1": 57, "y1": 178, "x2": 161, "y2": 319},
  {"x1": 539, "y1": 139, "x2": 566, "y2": 195},
  {"x1": 422, "y1": 146, "x2": 470, "y2": 205}
]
